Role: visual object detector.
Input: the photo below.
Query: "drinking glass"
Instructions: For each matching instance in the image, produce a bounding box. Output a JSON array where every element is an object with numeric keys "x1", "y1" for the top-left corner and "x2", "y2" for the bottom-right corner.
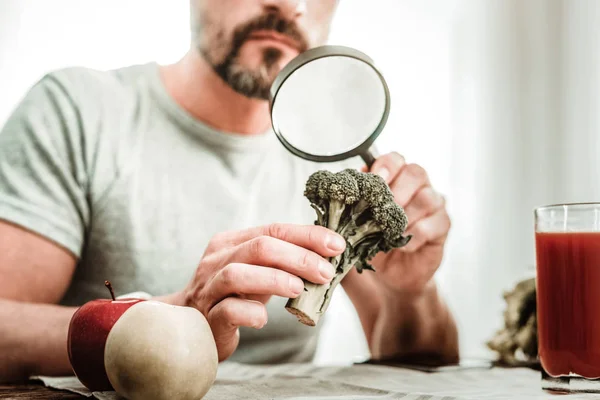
[{"x1": 535, "y1": 203, "x2": 600, "y2": 393}]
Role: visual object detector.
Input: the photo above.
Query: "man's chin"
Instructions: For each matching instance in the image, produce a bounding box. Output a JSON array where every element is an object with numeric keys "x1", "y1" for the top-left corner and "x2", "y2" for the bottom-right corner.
[
  {"x1": 215, "y1": 43, "x2": 302, "y2": 100},
  {"x1": 222, "y1": 64, "x2": 277, "y2": 100}
]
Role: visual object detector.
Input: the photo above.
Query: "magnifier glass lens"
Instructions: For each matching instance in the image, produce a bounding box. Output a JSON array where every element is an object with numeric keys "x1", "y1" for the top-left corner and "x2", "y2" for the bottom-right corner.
[{"x1": 271, "y1": 55, "x2": 387, "y2": 157}]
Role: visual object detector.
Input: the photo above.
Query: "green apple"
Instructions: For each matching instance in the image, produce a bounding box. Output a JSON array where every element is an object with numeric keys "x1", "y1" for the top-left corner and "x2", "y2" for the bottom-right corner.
[{"x1": 104, "y1": 301, "x2": 218, "y2": 400}]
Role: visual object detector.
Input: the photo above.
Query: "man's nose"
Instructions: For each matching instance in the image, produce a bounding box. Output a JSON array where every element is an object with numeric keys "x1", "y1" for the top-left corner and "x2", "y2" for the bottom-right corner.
[{"x1": 261, "y1": 0, "x2": 307, "y2": 20}]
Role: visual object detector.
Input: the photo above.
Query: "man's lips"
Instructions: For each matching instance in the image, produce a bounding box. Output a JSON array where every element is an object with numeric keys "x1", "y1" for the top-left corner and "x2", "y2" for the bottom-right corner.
[{"x1": 247, "y1": 30, "x2": 301, "y2": 51}]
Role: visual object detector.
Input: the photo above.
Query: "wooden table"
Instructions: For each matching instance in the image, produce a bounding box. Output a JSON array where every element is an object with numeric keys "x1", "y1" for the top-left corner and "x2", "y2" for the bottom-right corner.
[{"x1": 0, "y1": 382, "x2": 82, "y2": 399}]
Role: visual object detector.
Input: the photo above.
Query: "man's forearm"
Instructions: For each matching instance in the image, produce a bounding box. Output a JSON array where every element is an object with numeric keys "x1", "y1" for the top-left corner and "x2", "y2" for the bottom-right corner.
[
  {"x1": 370, "y1": 281, "x2": 459, "y2": 364},
  {"x1": 0, "y1": 299, "x2": 76, "y2": 382}
]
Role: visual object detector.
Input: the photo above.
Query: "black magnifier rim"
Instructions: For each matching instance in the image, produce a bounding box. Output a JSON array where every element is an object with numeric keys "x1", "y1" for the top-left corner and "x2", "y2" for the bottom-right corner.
[{"x1": 269, "y1": 45, "x2": 391, "y2": 163}]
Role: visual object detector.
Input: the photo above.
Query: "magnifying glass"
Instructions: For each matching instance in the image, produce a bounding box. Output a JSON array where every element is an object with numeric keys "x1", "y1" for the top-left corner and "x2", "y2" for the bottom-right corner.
[{"x1": 269, "y1": 45, "x2": 390, "y2": 168}]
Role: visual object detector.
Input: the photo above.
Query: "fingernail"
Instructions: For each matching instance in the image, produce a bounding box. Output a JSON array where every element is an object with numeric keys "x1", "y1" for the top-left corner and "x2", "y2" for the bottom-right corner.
[
  {"x1": 289, "y1": 276, "x2": 304, "y2": 294},
  {"x1": 376, "y1": 167, "x2": 390, "y2": 182},
  {"x1": 327, "y1": 235, "x2": 346, "y2": 252},
  {"x1": 319, "y1": 260, "x2": 335, "y2": 280}
]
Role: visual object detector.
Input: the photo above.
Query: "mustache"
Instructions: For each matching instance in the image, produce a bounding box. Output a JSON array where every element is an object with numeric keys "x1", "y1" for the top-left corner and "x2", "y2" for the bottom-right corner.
[{"x1": 231, "y1": 13, "x2": 310, "y2": 53}]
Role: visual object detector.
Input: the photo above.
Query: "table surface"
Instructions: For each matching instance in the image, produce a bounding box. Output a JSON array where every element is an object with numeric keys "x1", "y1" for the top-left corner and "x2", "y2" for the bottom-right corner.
[
  {"x1": 6, "y1": 362, "x2": 600, "y2": 400},
  {"x1": 0, "y1": 382, "x2": 82, "y2": 399}
]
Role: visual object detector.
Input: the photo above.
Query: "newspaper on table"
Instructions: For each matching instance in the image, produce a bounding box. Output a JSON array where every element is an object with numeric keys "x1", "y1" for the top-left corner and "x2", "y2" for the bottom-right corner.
[{"x1": 34, "y1": 361, "x2": 600, "y2": 400}]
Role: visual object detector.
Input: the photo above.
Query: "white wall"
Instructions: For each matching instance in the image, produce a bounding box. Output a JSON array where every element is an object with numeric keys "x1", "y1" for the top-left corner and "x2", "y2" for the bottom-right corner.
[{"x1": 0, "y1": 1, "x2": 189, "y2": 123}]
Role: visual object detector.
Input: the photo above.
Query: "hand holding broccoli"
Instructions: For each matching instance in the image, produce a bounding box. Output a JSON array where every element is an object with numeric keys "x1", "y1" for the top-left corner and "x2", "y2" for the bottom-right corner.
[
  {"x1": 286, "y1": 166, "x2": 412, "y2": 325},
  {"x1": 288, "y1": 152, "x2": 451, "y2": 327},
  {"x1": 173, "y1": 223, "x2": 344, "y2": 361},
  {"x1": 362, "y1": 153, "x2": 450, "y2": 297}
]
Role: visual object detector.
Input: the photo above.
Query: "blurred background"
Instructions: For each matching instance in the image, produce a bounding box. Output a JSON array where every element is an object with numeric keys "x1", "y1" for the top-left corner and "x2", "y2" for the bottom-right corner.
[{"x1": 1, "y1": 0, "x2": 599, "y2": 365}]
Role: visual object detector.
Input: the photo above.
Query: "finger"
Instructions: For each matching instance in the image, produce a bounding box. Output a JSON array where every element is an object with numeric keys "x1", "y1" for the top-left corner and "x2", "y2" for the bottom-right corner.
[
  {"x1": 216, "y1": 223, "x2": 346, "y2": 256},
  {"x1": 369, "y1": 152, "x2": 406, "y2": 184},
  {"x1": 207, "y1": 297, "x2": 267, "y2": 361},
  {"x1": 401, "y1": 208, "x2": 451, "y2": 252},
  {"x1": 403, "y1": 186, "x2": 445, "y2": 230},
  {"x1": 389, "y1": 163, "x2": 430, "y2": 207},
  {"x1": 230, "y1": 236, "x2": 336, "y2": 285},
  {"x1": 208, "y1": 263, "x2": 305, "y2": 305}
]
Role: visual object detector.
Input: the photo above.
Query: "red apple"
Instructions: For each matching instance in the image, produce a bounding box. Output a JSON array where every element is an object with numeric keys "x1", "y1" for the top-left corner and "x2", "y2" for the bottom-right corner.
[{"x1": 67, "y1": 281, "x2": 145, "y2": 391}]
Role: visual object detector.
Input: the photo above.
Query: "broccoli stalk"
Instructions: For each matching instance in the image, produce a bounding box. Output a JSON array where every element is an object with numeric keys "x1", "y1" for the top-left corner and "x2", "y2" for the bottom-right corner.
[{"x1": 286, "y1": 169, "x2": 412, "y2": 326}]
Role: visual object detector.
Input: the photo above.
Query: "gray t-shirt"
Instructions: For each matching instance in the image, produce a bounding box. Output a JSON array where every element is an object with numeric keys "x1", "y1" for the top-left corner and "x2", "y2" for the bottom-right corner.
[{"x1": 0, "y1": 62, "x2": 358, "y2": 364}]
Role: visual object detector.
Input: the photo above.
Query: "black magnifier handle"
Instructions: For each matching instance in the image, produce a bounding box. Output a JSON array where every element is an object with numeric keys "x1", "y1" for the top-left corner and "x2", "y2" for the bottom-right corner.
[
  {"x1": 359, "y1": 150, "x2": 376, "y2": 169},
  {"x1": 360, "y1": 151, "x2": 376, "y2": 169}
]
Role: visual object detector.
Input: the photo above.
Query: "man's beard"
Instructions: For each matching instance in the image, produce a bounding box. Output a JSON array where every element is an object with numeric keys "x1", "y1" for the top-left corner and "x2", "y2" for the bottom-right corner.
[
  {"x1": 198, "y1": 13, "x2": 309, "y2": 100},
  {"x1": 216, "y1": 47, "x2": 282, "y2": 100}
]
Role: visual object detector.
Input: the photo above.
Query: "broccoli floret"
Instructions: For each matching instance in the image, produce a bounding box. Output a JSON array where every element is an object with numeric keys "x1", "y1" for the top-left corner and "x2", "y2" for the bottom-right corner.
[{"x1": 286, "y1": 168, "x2": 412, "y2": 326}]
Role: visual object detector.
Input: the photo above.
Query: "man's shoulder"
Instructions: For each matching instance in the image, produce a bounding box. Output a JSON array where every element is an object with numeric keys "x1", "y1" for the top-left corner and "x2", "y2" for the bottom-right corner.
[
  {"x1": 41, "y1": 63, "x2": 157, "y2": 104},
  {"x1": 32, "y1": 63, "x2": 159, "y2": 150},
  {"x1": 20, "y1": 64, "x2": 161, "y2": 199}
]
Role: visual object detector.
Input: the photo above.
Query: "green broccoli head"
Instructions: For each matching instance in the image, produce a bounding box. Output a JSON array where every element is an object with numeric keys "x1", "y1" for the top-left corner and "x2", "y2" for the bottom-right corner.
[
  {"x1": 347, "y1": 169, "x2": 394, "y2": 208},
  {"x1": 373, "y1": 202, "x2": 408, "y2": 243},
  {"x1": 286, "y1": 168, "x2": 414, "y2": 327},
  {"x1": 304, "y1": 168, "x2": 412, "y2": 273},
  {"x1": 304, "y1": 170, "x2": 332, "y2": 205},
  {"x1": 328, "y1": 172, "x2": 360, "y2": 204}
]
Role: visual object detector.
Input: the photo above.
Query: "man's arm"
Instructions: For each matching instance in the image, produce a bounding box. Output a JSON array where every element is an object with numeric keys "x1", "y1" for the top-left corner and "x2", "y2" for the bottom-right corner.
[
  {"x1": 339, "y1": 153, "x2": 459, "y2": 363},
  {"x1": 0, "y1": 221, "x2": 77, "y2": 382},
  {"x1": 369, "y1": 281, "x2": 458, "y2": 363},
  {"x1": 343, "y1": 269, "x2": 459, "y2": 364},
  {"x1": 0, "y1": 73, "x2": 97, "y2": 382}
]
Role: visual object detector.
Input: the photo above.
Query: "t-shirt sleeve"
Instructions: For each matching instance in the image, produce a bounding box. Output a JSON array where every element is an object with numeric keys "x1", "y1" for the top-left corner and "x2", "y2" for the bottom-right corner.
[{"x1": 0, "y1": 74, "x2": 89, "y2": 257}]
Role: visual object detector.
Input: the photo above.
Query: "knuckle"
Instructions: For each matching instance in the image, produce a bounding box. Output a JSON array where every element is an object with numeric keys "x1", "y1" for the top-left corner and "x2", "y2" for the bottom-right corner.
[
  {"x1": 267, "y1": 223, "x2": 287, "y2": 241},
  {"x1": 300, "y1": 251, "x2": 317, "y2": 272},
  {"x1": 391, "y1": 152, "x2": 406, "y2": 166},
  {"x1": 421, "y1": 187, "x2": 441, "y2": 209},
  {"x1": 306, "y1": 226, "x2": 318, "y2": 245},
  {"x1": 411, "y1": 223, "x2": 426, "y2": 239},
  {"x1": 407, "y1": 164, "x2": 428, "y2": 181},
  {"x1": 185, "y1": 287, "x2": 204, "y2": 313},
  {"x1": 390, "y1": 179, "x2": 402, "y2": 195},
  {"x1": 200, "y1": 253, "x2": 219, "y2": 270},
  {"x1": 443, "y1": 212, "x2": 452, "y2": 231},
  {"x1": 211, "y1": 231, "x2": 227, "y2": 244},
  {"x1": 220, "y1": 264, "x2": 241, "y2": 287},
  {"x1": 208, "y1": 231, "x2": 231, "y2": 250},
  {"x1": 251, "y1": 236, "x2": 272, "y2": 257},
  {"x1": 197, "y1": 294, "x2": 213, "y2": 317},
  {"x1": 435, "y1": 191, "x2": 446, "y2": 209},
  {"x1": 218, "y1": 301, "x2": 237, "y2": 323}
]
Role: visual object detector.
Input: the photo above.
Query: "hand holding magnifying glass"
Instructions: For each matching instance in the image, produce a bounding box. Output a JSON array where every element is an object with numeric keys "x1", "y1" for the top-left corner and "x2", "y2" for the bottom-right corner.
[
  {"x1": 269, "y1": 46, "x2": 452, "y2": 320},
  {"x1": 269, "y1": 45, "x2": 389, "y2": 168}
]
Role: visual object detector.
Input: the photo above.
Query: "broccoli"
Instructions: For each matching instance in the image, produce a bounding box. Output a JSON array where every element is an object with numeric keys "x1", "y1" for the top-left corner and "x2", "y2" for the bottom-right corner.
[
  {"x1": 487, "y1": 277, "x2": 538, "y2": 366},
  {"x1": 286, "y1": 168, "x2": 412, "y2": 326}
]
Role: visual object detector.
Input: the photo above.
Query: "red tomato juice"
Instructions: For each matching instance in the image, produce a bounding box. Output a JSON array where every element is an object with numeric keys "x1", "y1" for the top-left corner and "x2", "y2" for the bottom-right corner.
[{"x1": 536, "y1": 232, "x2": 600, "y2": 378}]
